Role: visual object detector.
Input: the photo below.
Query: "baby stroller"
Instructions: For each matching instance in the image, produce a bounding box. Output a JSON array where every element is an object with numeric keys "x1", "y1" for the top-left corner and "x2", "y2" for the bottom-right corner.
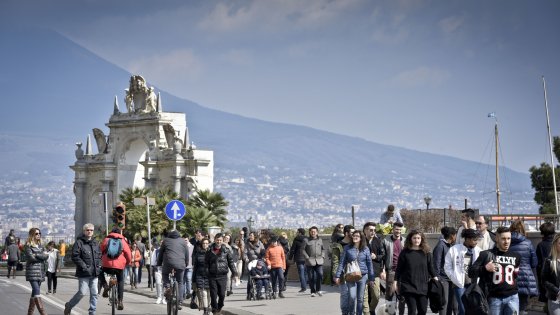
[{"x1": 248, "y1": 259, "x2": 273, "y2": 300}]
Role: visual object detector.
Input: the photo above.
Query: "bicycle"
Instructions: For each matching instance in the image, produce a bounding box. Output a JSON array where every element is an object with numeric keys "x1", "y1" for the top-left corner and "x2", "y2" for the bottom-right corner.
[
  {"x1": 166, "y1": 269, "x2": 180, "y2": 315},
  {"x1": 108, "y1": 273, "x2": 118, "y2": 315}
]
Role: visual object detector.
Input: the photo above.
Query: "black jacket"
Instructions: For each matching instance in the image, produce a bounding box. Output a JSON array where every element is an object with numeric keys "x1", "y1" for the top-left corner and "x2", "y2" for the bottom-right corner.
[
  {"x1": 367, "y1": 236, "x2": 385, "y2": 276},
  {"x1": 25, "y1": 243, "x2": 48, "y2": 282},
  {"x1": 192, "y1": 246, "x2": 210, "y2": 289},
  {"x1": 288, "y1": 235, "x2": 307, "y2": 263},
  {"x1": 542, "y1": 258, "x2": 560, "y2": 301},
  {"x1": 157, "y1": 230, "x2": 189, "y2": 272},
  {"x1": 205, "y1": 244, "x2": 237, "y2": 277},
  {"x1": 72, "y1": 235, "x2": 102, "y2": 278}
]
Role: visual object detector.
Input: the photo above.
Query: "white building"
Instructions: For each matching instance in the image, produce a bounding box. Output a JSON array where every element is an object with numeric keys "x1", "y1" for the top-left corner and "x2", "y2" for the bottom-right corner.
[{"x1": 70, "y1": 75, "x2": 213, "y2": 236}]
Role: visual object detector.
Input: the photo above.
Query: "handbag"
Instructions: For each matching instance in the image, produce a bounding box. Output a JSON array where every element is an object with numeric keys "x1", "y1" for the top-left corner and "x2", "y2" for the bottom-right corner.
[
  {"x1": 189, "y1": 289, "x2": 198, "y2": 309},
  {"x1": 16, "y1": 262, "x2": 24, "y2": 271},
  {"x1": 344, "y1": 260, "x2": 362, "y2": 282}
]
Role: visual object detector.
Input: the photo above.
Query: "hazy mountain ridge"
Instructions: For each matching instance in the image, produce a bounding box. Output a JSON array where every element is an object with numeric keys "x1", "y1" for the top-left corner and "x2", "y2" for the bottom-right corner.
[{"x1": 0, "y1": 26, "x2": 536, "y2": 219}]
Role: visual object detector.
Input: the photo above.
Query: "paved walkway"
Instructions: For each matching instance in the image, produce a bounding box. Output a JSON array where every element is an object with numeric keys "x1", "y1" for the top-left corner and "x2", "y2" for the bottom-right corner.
[
  {"x1": 120, "y1": 279, "x2": 547, "y2": 315},
  {"x1": 0, "y1": 268, "x2": 548, "y2": 315}
]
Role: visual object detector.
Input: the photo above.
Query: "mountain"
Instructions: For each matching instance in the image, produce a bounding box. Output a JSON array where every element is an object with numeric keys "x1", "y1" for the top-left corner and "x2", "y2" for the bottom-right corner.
[{"x1": 0, "y1": 26, "x2": 536, "y2": 220}]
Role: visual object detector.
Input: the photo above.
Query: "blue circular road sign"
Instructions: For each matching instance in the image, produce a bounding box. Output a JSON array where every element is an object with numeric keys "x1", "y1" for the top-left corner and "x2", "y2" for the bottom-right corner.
[{"x1": 165, "y1": 200, "x2": 186, "y2": 221}]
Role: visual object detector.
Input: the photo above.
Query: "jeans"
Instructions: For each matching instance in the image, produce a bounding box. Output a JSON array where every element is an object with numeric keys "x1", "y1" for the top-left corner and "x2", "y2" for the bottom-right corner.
[
  {"x1": 184, "y1": 268, "x2": 193, "y2": 296},
  {"x1": 488, "y1": 294, "x2": 519, "y2": 315},
  {"x1": 67, "y1": 276, "x2": 98, "y2": 315},
  {"x1": 29, "y1": 281, "x2": 42, "y2": 297},
  {"x1": 296, "y1": 262, "x2": 307, "y2": 290},
  {"x1": 130, "y1": 266, "x2": 138, "y2": 286},
  {"x1": 454, "y1": 287, "x2": 466, "y2": 315},
  {"x1": 162, "y1": 268, "x2": 185, "y2": 304},
  {"x1": 340, "y1": 280, "x2": 351, "y2": 314},
  {"x1": 346, "y1": 274, "x2": 367, "y2": 315},
  {"x1": 270, "y1": 267, "x2": 285, "y2": 293},
  {"x1": 306, "y1": 264, "x2": 323, "y2": 294}
]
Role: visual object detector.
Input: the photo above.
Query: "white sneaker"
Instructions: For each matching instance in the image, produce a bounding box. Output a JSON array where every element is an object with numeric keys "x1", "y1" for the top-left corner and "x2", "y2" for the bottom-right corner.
[
  {"x1": 156, "y1": 298, "x2": 162, "y2": 304},
  {"x1": 162, "y1": 299, "x2": 167, "y2": 305},
  {"x1": 310, "y1": 293, "x2": 315, "y2": 297},
  {"x1": 317, "y1": 291, "x2": 323, "y2": 297}
]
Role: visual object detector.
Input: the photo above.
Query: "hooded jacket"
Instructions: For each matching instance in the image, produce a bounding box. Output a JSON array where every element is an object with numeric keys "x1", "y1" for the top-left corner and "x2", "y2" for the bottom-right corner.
[
  {"x1": 72, "y1": 234, "x2": 102, "y2": 278},
  {"x1": 101, "y1": 232, "x2": 132, "y2": 270},
  {"x1": 289, "y1": 235, "x2": 307, "y2": 263},
  {"x1": 157, "y1": 230, "x2": 189, "y2": 272}
]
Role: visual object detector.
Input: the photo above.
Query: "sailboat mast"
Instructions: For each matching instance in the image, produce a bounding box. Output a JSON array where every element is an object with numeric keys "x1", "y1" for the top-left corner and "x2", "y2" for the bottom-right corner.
[
  {"x1": 495, "y1": 119, "x2": 501, "y2": 215},
  {"x1": 542, "y1": 76, "x2": 559, "y2": 215}
]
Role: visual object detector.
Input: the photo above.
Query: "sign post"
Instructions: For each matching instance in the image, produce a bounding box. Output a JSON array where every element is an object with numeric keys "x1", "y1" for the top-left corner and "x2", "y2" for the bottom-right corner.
[
  {"x1": 165, "y1": 200, "x2": 186, "y2": 230},
  {"x1": 134, "y1": 196, "x2": 156, "y2": 290}
]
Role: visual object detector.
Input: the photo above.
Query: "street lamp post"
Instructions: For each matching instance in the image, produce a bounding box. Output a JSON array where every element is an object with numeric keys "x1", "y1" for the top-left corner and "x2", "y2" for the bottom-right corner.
[
  {"x1": 247, "y1": 216, "x2": 255, "y2": 233},
  {"x1": 424, "y1": 196, "x2": 432, "y2": 211}
]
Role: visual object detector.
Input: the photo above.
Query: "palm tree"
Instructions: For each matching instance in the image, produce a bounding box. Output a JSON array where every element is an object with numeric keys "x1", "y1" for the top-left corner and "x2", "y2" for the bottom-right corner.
[
  {"x1": 186, "y1": 189, "x2": 229, "y2": 227},
  {"x1": 179, "y1": 207, "x2": 218, "y2": 235}
]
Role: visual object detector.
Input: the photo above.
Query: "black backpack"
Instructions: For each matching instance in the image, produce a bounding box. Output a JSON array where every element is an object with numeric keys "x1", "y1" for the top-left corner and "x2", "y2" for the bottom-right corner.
[
  {"x1": 428, "y1": 279, "x2": 446, "y2": 313},
  {"x1": 461, "y1": 282, "x2": 490, "y2": 315}
]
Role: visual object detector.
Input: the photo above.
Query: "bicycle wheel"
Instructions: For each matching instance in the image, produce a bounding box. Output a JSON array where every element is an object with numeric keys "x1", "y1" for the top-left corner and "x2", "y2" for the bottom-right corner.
[
  {"x1": 167, "y1": 283, "x2": 172, "y2": 315},
  {"x1": 111, "y1": 284, "x2": 117, "y2": 315},
  {"x1": 173, "y1": 281, "x2": 179, "y2": 315}
]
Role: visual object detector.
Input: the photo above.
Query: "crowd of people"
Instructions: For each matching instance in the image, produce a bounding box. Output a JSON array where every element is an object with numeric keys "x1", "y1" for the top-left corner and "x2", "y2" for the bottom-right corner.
[{"x1": 9, "y1": 203, "x2": 560, "y2": 315}]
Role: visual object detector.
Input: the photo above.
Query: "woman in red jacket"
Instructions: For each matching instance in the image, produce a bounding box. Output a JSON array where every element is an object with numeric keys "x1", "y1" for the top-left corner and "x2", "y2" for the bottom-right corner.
[
  {"x1": 129, "y1": 243, "x2": 142, "y2": 289},
  {"x1": 99, "y1": 229, "x2": 131, "y2": 310}
]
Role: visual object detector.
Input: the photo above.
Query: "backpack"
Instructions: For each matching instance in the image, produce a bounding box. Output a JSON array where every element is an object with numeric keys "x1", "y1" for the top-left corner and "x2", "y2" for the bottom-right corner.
[
  {"x1": 461, "y1": 282, "x2": 489, "y2": 315},
  {"x1": 105, "y1": 236, "x2": 123, "y2": 259}
]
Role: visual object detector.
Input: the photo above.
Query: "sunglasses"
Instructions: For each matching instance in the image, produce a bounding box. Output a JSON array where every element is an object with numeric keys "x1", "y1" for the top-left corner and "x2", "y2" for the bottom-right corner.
[
  {"x1": 86, "y1": 229, "x2": 94, "y2": 231},
  {"x1": 35, "y1": 232, "x2": 41, "y2": 235},
  {"x1": 475, "y1": 222, "x2": 484, "y2": 225}
]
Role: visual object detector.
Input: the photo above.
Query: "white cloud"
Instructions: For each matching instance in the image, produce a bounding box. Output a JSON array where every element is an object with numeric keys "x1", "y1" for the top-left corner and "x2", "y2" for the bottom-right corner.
[
  {"x1": 197, "y1": 0, "x2": 366, "y2": 33},
  {"x1": 127, "y1": 49, "x2": 204, "y2": 90},
  {"x1": 439, "y1": 15, "x2": 465, "y2": 34},
  {"x1": 391, "y1": 66, "x2": 450, "y2": 88}
]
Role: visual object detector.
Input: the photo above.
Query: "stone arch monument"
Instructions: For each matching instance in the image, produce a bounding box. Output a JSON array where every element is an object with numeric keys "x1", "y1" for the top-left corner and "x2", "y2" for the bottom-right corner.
[{"x1": 70, "y1": 75, "x2": 213, "y2": 236}]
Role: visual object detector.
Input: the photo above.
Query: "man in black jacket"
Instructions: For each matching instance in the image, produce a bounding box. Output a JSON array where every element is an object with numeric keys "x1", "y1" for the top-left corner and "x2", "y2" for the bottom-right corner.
[
  {"x1": 206, "y1": 233, "x2": 238, "y2": 315},
  {"x1": 289, "y1": 228, "x2": 308, "y2": 293},
  {"x1": 64, "y1": 223, "x2": 102, "y2": 315},
  {"x1": 157, "y1": 229, "x2": 189, "y2": 309},
  {"x1": 364, "y1": 222, "x2": 385, "y2": 315}
]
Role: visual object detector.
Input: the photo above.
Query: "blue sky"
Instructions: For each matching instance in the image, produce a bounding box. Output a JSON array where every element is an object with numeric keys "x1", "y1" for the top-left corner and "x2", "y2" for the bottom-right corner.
[{"x1": 3, "y1": 0, "x2": 560, "y2": 173}]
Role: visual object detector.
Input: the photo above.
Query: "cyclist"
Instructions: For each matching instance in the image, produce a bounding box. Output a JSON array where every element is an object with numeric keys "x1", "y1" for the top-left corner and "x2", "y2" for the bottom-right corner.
[
  {"x1": 157, "y1": 229, "x2": 190, "y2": 310},
  {"x1": 99, "y1": 228, "x2": 131, "y2": 310}
]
